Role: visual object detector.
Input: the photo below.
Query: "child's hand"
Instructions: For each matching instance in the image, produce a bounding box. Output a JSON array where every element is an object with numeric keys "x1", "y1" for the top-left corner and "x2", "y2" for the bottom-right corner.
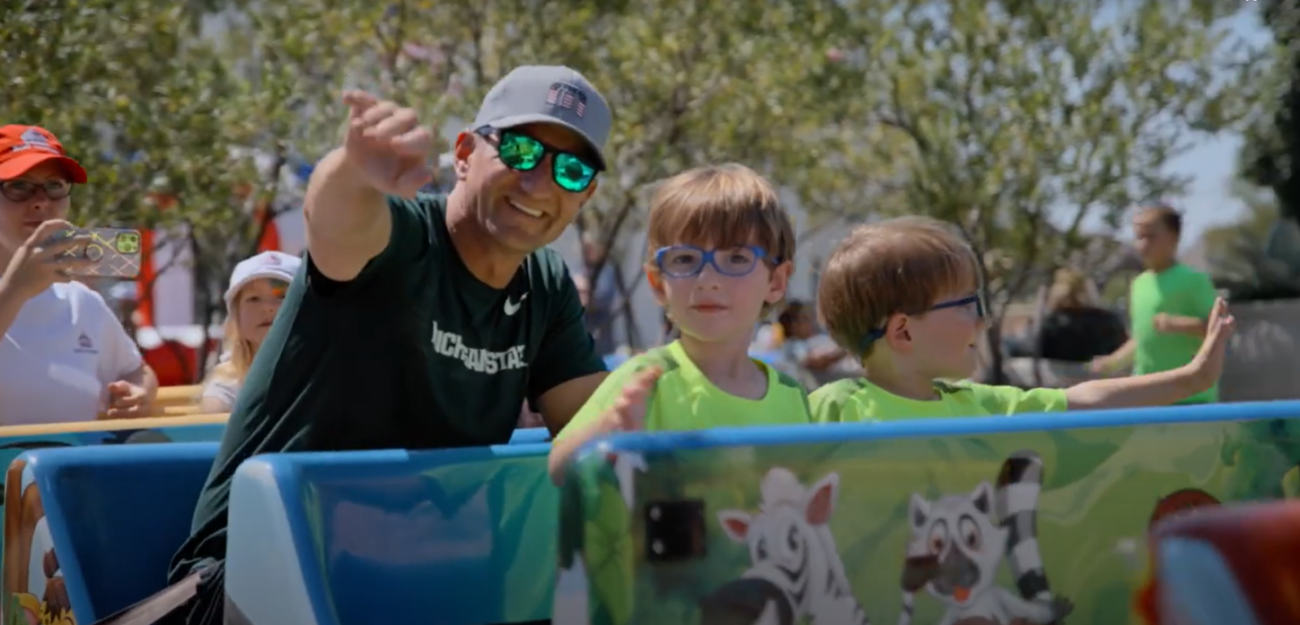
[
  {"x1": 601, "y1": 367, "x2": 661, "y2": 432},
  {"x1": 1088, "y1": 356, "x2": 1116, "y2": 375},
  {"x1": 1188, "y1": 298, "x2": 1234, "y2": 389}
]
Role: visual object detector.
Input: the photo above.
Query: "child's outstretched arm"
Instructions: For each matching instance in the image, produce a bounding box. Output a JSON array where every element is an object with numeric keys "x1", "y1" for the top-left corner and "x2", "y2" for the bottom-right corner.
[
  {"x1": 548, "y1": 368, "x2": 662, "y2": 486},
  {"x1": 1089, "y1": 338, "x2": 1136, "y2": 374},
  {"x1": 1067, "y1": 298, "x2": 1233, "y2": 410}
]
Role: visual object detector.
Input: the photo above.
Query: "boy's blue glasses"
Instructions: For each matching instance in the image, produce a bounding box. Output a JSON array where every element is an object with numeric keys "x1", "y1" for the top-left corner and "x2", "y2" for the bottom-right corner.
[
  {"x1": 654, "y1": 245, "x2": 771, "y2": 278},
  {"x1": 858, "y1": 294, "x2": 986, "y2": 351}
]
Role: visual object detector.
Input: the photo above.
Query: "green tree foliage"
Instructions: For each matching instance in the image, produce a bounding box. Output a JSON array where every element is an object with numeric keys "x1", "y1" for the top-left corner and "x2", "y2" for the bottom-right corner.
[
  {"x1": 842, "y1": 1, "x2": 1255, "y2": 308},
  {"x1": 1, "y1": 0, "x2": 273, "y2": 366},
  {"x1": 317, "y1": 0, "x2": 880, "y2": 344},
  {"x1": 6, "y1": 0, "x2": 1264, "y2": 360},
  {"x1": 1240, "y1": 0, "x2": 1300, "y2": 224},
  {"x1": 822, "y1": 0, "x2": 1259, "y2": 377},
  {"x1": 1, "y1": 0, "x2": 250, "y2": 260},
  {"x1": 1200, "y1": 179, "x2": 1300, "y2": 299},
  {"x1": 501, "y1": 0, "x2": 868, "y2": 340},
  {"x1": 1231, "y1": 0, "x2": 1300, "y2": 301},
  {"x1": 1202, "y1": 180, "x2": 1281, "y2": 281}
]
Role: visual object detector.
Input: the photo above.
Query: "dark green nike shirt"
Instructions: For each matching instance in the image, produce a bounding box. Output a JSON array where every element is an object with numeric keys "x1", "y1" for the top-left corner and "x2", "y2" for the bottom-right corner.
[{"x1": 169, "y1": 193, "x2": 604, "y2": 606}]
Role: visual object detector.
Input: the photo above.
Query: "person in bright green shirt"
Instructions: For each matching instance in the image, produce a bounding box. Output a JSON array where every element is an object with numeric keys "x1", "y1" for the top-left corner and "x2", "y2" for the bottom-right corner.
[
  {"x1": 1091, "y1": 204, "x2": 1221, "y2": 403},
  {"x1": 809, "y1": 216, "x2": 1234, "y2": 423},
  {"x1": 549, "y1": 163, "x2": 811, "y2": 482}
]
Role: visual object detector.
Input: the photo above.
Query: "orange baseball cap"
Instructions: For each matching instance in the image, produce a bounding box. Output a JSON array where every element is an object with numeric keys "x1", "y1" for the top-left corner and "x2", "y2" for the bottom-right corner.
[{"x1": 0, "y1": 125, "x2": 87, "y2": 184}]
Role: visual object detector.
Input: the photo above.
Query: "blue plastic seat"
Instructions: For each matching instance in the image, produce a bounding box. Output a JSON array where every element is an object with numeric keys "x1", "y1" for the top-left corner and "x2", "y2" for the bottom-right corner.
[{"x1": 225, "y1": 443, "x2": 556, "y2": 625}]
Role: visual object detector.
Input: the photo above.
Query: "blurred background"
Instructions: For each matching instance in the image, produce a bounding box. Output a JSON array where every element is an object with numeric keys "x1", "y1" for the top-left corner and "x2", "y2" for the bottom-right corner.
[{"x1": 4, "y1": 0, "x2": 1299, "y2": 401}]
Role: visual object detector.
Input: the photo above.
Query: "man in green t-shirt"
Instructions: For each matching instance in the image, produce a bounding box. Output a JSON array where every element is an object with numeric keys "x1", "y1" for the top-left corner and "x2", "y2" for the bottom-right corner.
[
  {"x1": 1092, "y1": 204, "x2": 1220, "y2": 403},
  {"x1": 166, "y1": 66, "x2": 613, "y2": 624}
]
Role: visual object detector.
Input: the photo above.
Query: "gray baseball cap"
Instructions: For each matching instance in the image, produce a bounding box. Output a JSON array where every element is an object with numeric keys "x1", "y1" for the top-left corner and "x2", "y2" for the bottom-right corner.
[{"x1": 471, "y1": 65, "x2": 612, "y2": 171}]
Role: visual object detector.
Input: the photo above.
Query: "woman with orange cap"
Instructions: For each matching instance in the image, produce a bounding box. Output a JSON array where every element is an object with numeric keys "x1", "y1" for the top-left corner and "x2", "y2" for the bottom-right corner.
[{"x1": 0, "y1": 125, "x2": 158, "y2": 425}]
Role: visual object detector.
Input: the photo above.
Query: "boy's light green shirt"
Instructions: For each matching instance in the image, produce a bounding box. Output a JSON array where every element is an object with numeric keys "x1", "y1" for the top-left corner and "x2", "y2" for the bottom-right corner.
[
  {"x1": 810, "y1": 378, "x2": 1068, "y2": 423},
  {"x1": 554, "y1": 342, "x2": 813, "y2": 623},
  {"x1": 556, "y1": 340, "x2": 812, "y2": 441}
]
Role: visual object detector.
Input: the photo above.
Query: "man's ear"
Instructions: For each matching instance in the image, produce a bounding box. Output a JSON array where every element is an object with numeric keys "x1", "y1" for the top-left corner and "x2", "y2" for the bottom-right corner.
[
  {"x1": 453, "y1": 131, "x2": 474, "y2": 181},
  {"x1": 766, "y1": 260, "x2": 794, "y2": 304},
  {"x1": 645, "y1": 264, "x2": 667, "y2": 306},
  {"x1": 577, "y1": 178, "x2": 599, "y2": 205}
]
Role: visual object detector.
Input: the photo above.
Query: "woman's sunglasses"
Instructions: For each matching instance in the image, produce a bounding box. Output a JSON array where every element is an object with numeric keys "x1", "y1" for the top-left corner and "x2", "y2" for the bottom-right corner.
[
  {"x1": 475, "y1": 127, "x2": 598, "y2": 193},
  {"x1": 1, "y1": 179, "x2": 73, "y2": 202}
]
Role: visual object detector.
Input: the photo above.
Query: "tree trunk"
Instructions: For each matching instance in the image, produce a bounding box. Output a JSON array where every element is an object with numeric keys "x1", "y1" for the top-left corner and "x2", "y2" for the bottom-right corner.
[
  {"x1": 1030, "y1": 283, "x2": 1050, "y2": 388},
  {"x1": 983, "y1": 321, "x2": 1008, "y2": 385},
  {"x1": 612, "y1": 265, "x2": 640, "y2": 350}
]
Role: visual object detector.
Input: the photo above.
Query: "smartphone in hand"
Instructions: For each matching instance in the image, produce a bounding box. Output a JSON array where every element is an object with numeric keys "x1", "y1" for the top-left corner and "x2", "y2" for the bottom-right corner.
[{"x1": 52, "y1": 227, "x2": 144, "y2": 280}]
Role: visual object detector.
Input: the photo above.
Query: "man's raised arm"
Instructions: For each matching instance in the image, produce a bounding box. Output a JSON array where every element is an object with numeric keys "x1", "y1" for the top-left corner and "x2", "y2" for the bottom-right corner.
[{"x1": 304, "y1": 91, "x2": 434, "y2": 282}]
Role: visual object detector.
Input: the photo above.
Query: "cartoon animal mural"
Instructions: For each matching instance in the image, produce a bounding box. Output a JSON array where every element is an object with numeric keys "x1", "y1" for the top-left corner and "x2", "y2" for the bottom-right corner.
[
  {"x1": 4, "y1": 458, "x2": 70, "y2": 625},
  {"x1": 2, "y1": 429, "x2": 177, "y2": 625},
  {"x1": 898, "y1": 450, "x2": 1072, "y2": 625},
  {"x1": 704, "y1": 468, "x2": 871, "y2": 625}
]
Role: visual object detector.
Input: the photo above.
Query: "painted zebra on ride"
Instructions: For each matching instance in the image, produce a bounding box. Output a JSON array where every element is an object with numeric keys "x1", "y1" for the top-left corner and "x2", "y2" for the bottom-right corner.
[
  {"x1": 705, "y1": 468, "x2": 871, "y2": 625},
  {"x1": 896, "y1": 450, "x2": 1073, "y2": 625}
]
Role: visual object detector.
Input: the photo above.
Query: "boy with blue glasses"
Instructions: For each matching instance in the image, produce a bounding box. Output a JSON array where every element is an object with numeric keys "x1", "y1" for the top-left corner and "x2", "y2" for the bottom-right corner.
[
  {"x1": 548, "y1": 163, "x2": 812, "y2": 482},
  {"x1": 810, "y1": 217, "x2": 1234, "y2": 423}
]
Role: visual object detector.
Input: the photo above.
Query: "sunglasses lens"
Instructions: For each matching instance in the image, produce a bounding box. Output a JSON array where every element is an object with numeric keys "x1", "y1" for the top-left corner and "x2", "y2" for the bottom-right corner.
[
  {"x1": 498, "y1": 132, "x2": 544, "y2": 171},
  {"x1": 554, "y1": 153, "x2": 595, "y2": 192}
]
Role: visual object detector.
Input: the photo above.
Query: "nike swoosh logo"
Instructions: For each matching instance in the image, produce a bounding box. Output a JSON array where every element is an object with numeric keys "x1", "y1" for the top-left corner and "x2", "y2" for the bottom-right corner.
[{"x1": 504, "y1": 292, "x2": 529, "y2": 316}]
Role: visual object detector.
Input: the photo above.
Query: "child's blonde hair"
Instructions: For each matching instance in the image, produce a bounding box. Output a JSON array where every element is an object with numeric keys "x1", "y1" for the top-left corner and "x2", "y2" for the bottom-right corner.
[
  {"x1": 206, "y1": 296, "x2": 257, "y2": 384},
  {"x1": 818, "y1": 217, "x2": 979, "y2": 356},
  {"x1": 1046, "y1": 268, "x2": 1095, "y2": 311},
  {"x1": 645, "y1": 163, "x2": 796, "y2": 314}
]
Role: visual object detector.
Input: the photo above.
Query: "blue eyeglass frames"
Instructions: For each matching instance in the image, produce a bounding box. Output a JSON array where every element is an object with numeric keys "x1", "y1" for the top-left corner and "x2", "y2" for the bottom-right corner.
[
  {"x1": 858, "y1": 294, "x2": 986, "y2": 352},
  {"x1": 653, "y1": 245, "x2": 775, "y2": 279}
]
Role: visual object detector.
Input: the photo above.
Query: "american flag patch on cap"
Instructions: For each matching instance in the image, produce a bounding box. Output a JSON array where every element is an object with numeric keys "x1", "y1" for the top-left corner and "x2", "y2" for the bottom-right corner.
[{"x1": 546, "y1": 82, "x2": 588, "y2": 118}]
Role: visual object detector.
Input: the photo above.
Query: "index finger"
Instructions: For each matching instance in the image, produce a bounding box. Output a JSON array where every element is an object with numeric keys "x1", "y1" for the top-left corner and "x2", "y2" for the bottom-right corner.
[
  {"x1": 115, "y1": 392, "x2": 145, "y2": 406},
  {"x1": 37, "y1": 234, "x2": 94, "y2": 259},
  {"x1": 106, "y1": 406, "x2": 143, "y2": 419},
  {"x1": 24, "y1": 220, "x2": 78, "y2": 247},
  {"x1": 1209, "y1": 297, "x2": 1227, "y2": 323},
  {"x1": 342, "y1": 90, "x2": 380, "y2": 118},
  {"x1": 391, "y1": 127, "x2": 436, "y2": 156}
]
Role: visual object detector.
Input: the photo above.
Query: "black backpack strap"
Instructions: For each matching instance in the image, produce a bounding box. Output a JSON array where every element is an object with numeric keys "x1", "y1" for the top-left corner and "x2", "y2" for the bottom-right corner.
[{"x1": 88, "y1": 570, "x2": 204, "y2": 625}]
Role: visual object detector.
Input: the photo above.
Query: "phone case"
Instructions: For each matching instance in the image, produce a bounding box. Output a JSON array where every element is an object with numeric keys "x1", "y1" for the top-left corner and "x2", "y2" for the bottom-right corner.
[
  {"x1": 555, "y1": 414, "x2": 1300, "y2": 625},
  {"x1": 57, "y1": 227, "x2": 143, "y2": 279}
]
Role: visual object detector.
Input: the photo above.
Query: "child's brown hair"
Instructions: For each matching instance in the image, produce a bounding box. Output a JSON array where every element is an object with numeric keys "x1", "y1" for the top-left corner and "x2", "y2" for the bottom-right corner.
[
  {"x1": 817, "y1": 217, "x2": 979, "y2": 356},
  {"x1": 645, "y1": 163, "x2": 796, "y2": 313}
]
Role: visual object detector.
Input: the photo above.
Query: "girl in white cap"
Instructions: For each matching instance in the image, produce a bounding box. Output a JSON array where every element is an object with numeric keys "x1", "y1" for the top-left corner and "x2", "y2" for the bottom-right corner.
[{"x1": 198, "y1": 251, "x2": 301, "y2": 413}]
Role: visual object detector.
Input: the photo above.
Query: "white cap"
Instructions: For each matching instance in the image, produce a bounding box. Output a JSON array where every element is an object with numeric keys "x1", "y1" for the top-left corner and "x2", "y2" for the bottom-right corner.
[{"x1": 224, "y1": 251, "x2": 301, "y2": 311}]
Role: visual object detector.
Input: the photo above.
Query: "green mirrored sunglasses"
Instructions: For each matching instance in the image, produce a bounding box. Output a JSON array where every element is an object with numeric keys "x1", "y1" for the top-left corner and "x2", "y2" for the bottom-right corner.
[{"x1": 475, "y1": 127, "x2": 598, "y2": 193}]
